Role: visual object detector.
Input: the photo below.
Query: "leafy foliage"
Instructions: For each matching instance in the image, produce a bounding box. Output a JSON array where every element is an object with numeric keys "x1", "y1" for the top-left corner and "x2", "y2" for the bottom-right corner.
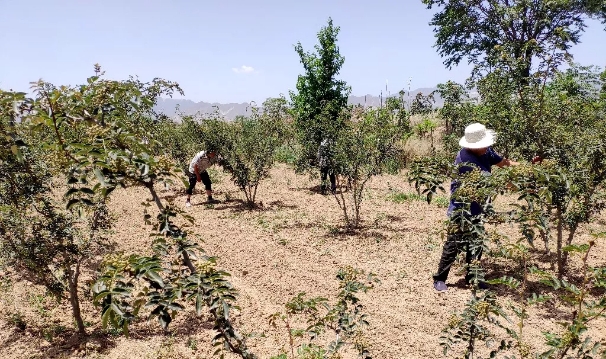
[
  {"x1": 92, "y1": 206, "x2": 256, "y2": 357},
  {"x1": 410, "y1": 92, "x2": 435, "y2": 115},
  {"x1": 422, "y1": 0, "x2": 606, "y2": 81},
  {"x1": 290, "y1": 17, "x2": 352, "y2": 175},
  {"x1": 330, "y1": 105, "x2": 409, "y2": 229},
  {"x1": 0, "y1": 89, "x2": 112, "y2": 334},
  {"x1": 269, "y1": 266, "x2": 378, "y2": 359},
  {"x1": 410, "y1": 146, "x2": 606, "y2": 357},
  {"x1": 433, "y1": 81, "x2": 476, "y2": 153},
  {"x1": 0, "y1": 67, "x2": 258, "y2": 356},
  {"x1": 197, "y1": 97, "x2": 289, "y2": 206}
]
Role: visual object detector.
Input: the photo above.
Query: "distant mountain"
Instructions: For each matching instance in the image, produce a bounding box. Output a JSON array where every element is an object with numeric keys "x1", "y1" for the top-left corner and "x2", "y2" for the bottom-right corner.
[
  {"x1": 153, "y1": 98, "x2": 253, "y2": 121},
  {"x1": 348, "y1": 87, "x2": 445, "y2": 108},
  {"x1": 154, "y1": 87, "x2": 444, "y2": 121}
]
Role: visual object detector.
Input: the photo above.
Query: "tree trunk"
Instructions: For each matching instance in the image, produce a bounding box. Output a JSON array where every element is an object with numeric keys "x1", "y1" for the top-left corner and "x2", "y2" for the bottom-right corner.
[
  {"x1": 334, "y1": 176, "x2": 350, "y2": 228},
  {"x1": 144, "y1": 181, "x2": 197, "y2": 274},
  {"x1": 467, "y1": 317, "x2": 476, "y2": 359},
  {"x1": 562, "y1": 225, "x2": 578, "y2": 273},
  {"x1": 67, "y1": 261, "x2": 86, "y2": 335},
  {"x1": 521, "y1": 57, "x2": 531, "y2": 85},
  {"x1": 353, "y1": 179, "x2": 367, "y2": 229},
  {"x1": 145, "y1": 181, "x2": 164, "y2": 211},
  {"x1": 556, "y1": 208, "x2": 564, "y2": 279}
]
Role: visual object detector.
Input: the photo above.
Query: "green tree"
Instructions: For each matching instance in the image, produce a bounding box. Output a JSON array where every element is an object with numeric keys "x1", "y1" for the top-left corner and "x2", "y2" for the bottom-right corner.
[
  {"x1": 0, "y1": 90, "x2": 113, "y2": 336},
  {"x1": 433, "y1": 81, "x2": 477, "y2": 153},
  {"x1": 422, "y1": 0, "x2": 606, "y2": 82},
  {"x1": 4, "y1": 68, "x2": 256, "y2": 356},
  {"x1": 204, "y1": 99, "x2": 287, "y2": 207},
  {"x1": 410, "y1": 92, "x2": 435, "y2": 115},
  {"x1": 290, "y1": 17, "x2": 351, "y2": 175},
  {"x1": 331, "y1": 106, "x2": 408, "y2": 229}
]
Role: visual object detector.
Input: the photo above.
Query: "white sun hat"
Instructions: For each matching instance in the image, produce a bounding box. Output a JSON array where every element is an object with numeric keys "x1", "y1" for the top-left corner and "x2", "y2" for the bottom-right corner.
[{"x1": 459, "y1": 123, "x2": 496, "y2": 149}]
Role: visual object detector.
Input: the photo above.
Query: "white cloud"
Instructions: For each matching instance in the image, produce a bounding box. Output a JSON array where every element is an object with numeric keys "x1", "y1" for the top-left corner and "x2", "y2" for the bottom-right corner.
[{"x1": 232, "y1": 65, "x2": 256, "y2": 74}]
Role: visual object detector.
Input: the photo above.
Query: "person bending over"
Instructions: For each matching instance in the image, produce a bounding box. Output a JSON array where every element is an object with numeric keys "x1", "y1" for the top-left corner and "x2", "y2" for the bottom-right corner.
[{"x1": 185, "y1": 149, "x2": 218, "y2": 207}]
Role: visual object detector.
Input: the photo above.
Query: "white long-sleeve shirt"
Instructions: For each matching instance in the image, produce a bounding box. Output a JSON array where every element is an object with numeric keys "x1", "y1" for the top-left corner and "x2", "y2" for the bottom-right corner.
[{"x1": 189, "y1": 151, "x2": 215, "y2": 174}]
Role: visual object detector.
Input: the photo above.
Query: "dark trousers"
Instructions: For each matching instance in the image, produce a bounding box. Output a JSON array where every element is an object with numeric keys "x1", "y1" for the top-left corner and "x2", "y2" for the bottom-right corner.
[
  {"x1": 433, "y1": 232, "x2": 483, "y2": 283},
  {"x1": 320, "y1": 166, "x2": 336, "y2": 192},
  {"x1": 186, "y1": 171, "x2": 211, "y2": 195}
]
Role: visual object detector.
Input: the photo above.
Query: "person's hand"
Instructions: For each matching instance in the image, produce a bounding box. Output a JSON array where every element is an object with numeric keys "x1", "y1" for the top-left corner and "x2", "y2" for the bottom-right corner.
[{"x1": 531, "y1": 155, "x2": 542, "y2": 164}]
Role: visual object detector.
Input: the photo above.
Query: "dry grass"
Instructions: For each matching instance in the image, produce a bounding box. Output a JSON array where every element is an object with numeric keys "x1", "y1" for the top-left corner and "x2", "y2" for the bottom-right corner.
[{"x1": 1, "y1": 163, "x2": 605, "y2": 359}]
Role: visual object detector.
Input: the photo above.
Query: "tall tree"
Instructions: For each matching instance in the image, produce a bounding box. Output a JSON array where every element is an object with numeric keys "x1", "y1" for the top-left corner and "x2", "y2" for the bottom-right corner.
[
  {"x1": 422, "y1": 0, "x2": 606, "y2": 81},
  {"x1": 290, "y1": 17, "x2": 351, "y2": 174}
]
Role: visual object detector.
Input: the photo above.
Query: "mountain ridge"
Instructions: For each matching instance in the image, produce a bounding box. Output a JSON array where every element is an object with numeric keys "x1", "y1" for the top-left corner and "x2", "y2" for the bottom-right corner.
[{"x1": 154, "y1": 87, "x2": 444, "y2": 121}]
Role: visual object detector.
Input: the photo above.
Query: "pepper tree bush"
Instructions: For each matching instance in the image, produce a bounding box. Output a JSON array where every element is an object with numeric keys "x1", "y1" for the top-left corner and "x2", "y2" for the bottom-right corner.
[
  {"x1": 0, "y1": 89, "x2": 114, "y2": 335},
  {"x1": 432, "y1": 81, "x2": 477, "y2": 153},
  {"x1": 330, "y1": 104, "x2": 410, "y2": 230},
  {"x1": 419, "y1": 64, "x2": 606, "y2": 275},
  {"x1": 430, "y1": 162, "x2": 606, "y2": 358},
  {"x1": 195, "y1": 96, "x2": 289, "y2": 207},
  {"x1": 409, "y1": 66, "x2": 606, "y2": 357},
  {"x1": 479, "y1": 64, "x2": 606, "y2": 277},
  {"x1": 269, "y1": 266, "x2": 377, "y2": 359},
  {"x1": 1, "y1": 67, "x2": 257, "y2": 357}
]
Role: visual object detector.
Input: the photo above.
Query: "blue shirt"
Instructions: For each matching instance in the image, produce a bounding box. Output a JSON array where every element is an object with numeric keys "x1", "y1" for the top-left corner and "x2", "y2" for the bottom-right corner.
[{"x1": 447, "y1": 147, "x2": 503, "y2": 216}]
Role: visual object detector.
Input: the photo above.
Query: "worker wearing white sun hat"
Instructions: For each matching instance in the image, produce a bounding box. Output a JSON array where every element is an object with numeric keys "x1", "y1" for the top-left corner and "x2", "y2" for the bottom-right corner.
[{"x1": 432, "y1": 123, "x2": 541, "y2": 292}]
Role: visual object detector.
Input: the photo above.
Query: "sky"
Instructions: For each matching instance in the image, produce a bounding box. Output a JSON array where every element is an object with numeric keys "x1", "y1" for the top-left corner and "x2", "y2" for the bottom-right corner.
[{"x1": 1, "y1": 0, "x2": 605, "y2": 104}]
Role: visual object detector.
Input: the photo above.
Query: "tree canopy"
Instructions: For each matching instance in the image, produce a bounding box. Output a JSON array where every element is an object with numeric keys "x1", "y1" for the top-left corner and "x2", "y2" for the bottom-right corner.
[
  {"x1": 289, "y1": 17, "x2": 351, "y2": 173},
  {"x1": 422, "y1": 0, "x2": 606, "y2": 79}
]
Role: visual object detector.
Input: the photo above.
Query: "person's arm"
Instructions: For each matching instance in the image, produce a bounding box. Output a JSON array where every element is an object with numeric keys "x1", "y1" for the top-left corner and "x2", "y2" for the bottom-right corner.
[
  {"x1": 496, "y1": 156, "x2": 541, "y2": 168},
  {"x1": 496, "y1": 158, "x2": 520, "y2": 168}
]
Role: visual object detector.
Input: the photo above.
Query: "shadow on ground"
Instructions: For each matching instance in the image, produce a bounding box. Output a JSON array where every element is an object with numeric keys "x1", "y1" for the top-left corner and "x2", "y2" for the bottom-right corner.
[{"x1": 0, "y1": 326, "x2": 118, "y2": 359}]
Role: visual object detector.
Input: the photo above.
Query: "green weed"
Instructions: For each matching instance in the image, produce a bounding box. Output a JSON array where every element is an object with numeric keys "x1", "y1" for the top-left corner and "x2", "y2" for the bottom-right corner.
[
  {"x1": 274, "y1": 144, "x2": 298, "y2": 164},
  {"x1": 433, "y1": 196, "x2": 449, "y2": 208},
  {"x1": 387, "y1": 192, "x2": 424, "y2": 203}
]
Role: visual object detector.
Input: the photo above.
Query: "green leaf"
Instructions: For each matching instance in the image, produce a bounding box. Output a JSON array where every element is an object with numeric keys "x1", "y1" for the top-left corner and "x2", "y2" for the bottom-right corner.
[
  {"x1": 196, "y1": 293, "x2": 203, "y2": 315},
  {"x1": 66, "y1": 198, "x2": 80, "y2": 209},
  {"x1": 80, "y1": 187, "x2": 95, "y2": 195},
  {"x1": 93, "y1": 168, "x2": 107, "y2": 186},
  {"x1": 101, "y1": 307, "x2": 111, "y2": 329},
  {"x1": 110, "y1": 303, "x2": 125, "y2": 317},
  {"x1": 64, "y1": 187, "x2": 80, "y2": 198},
  {"x1": 144, "y1": 270, "x2": 164, "y2": 288},
  {"x1": 159, "y1": 312, "x2": 171, "y2": 330},
  {"x1": 222, "y1": 301, "x2": 230, "y2": 319},
  {"x1": 10, "y1": 144, "x2": 20, "y2": 156},
  {"x1": 167, "y1": 302, "x2": 185, "y2": 311},
  {"x1": 80, "y1": 198, "x2": 94, "y2": 206},
  {"x1": 562, "y1": 244, "x2": 590, "y2": 253}
]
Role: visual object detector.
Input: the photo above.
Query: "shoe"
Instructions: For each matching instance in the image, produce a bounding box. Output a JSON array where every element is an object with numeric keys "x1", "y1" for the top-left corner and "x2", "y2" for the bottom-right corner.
[
  {"x1": 185, "y1": 201, "x2": 192, "y2": 207},
  {"x1": 433, "y1": 281, "x2": 448, "y2": 292},
  {"x1": 207, "y1": 197, "x2": 219, "y2": 203}
]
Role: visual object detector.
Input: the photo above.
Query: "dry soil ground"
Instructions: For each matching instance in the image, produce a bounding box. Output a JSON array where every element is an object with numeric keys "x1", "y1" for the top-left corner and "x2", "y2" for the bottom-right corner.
[{"x1": 1, "y1": 164, "x2": 605, "y2": 358}]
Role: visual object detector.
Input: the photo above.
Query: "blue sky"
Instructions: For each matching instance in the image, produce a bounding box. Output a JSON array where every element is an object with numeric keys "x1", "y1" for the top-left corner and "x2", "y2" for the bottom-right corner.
[{"x1": 1, "y1": 0, "x2": 604, "y2": 103}]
